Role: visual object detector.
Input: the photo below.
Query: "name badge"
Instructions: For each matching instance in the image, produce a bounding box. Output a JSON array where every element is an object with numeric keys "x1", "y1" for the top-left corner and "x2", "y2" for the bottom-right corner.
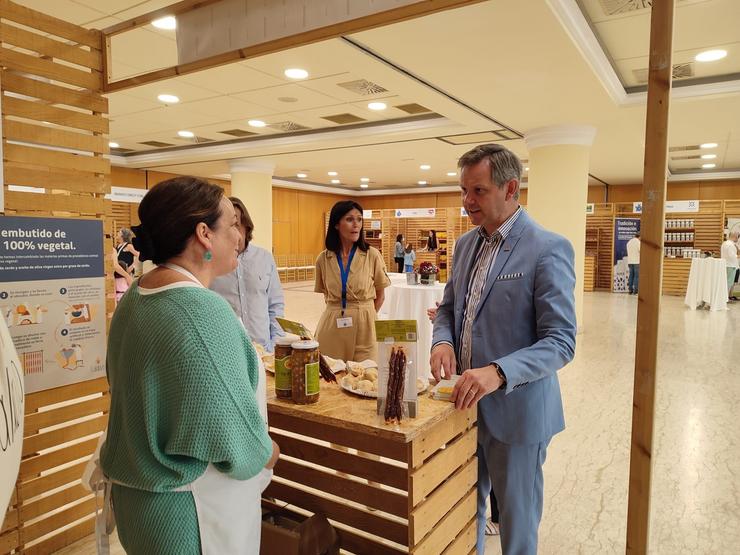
[{"x1": 336, "y1": 317, "x2": 353, "y2": 328}]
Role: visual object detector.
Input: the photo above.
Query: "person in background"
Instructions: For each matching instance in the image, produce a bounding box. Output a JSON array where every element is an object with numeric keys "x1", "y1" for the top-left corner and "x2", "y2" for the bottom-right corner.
[
  {"x1": 626, "y1": 232, "x2": 641, "y2": 295},
  {"x1": 427, "y1": 229, "x2": 438, "y2": 252},
  {"x1": 404, "y1": 243, "x2": 416, "y2": 273},
  {"x1": 112, "y1": 228, "x2": 139, "y2": 304},
  {"x1": 211, "y1": 197, "x2": 285, "y2": 351},
  {"x1": 101, "y1": 176, "x2": 279, "y2": 554},
  {"x1": 394, "y1": 234, "x2": 405, "y2": 273},
  {"x1": 721, "y1": 230, "x2": 739, "y2": 300},
  {"x1": 314, "y1": 200, "x2": 391, "y2": 362}
]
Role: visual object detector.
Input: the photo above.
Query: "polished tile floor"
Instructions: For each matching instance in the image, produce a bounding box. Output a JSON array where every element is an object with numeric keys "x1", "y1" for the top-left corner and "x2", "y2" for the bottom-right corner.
[{"x1": 62, "y1": 289, "x2": 740, "y2": 554}]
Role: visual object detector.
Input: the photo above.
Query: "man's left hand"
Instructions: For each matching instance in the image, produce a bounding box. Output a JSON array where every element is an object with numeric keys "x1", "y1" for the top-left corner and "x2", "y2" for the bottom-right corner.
[{"x1": 451, "y1": 365, "x2": 503, "y2": 410}]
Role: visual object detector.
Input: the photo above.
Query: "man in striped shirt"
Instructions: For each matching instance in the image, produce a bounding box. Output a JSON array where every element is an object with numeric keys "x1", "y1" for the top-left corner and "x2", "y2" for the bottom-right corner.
[{"x1": 431, "y1": 144, "x2": 577, "y2": 554}]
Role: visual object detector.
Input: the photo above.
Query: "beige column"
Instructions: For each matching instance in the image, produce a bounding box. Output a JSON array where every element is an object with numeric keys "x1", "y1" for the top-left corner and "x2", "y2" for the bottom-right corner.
[
  {"x1": 228, "y1": 159, "x2": 274, "y2": 251},
  {"x1": 524, "y1": 125, "x2": 596, "y2": 331}
]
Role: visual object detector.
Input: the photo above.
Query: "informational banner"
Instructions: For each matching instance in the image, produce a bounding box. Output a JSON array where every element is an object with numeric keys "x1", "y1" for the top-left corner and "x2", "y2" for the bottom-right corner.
[
  {"x1": 105, "y1": 186, "x2": 147, "y2": 203},
  {"x1": 362, "y1": 210, "x2": 373, "y2": 219},
  {"x1": 666, "y1": 200, "x2": 699, "y2": 213},
  {"x1": 0, "y1": 316, "x2": 23, "y2": 526},
  {"x1": 460, "y1": 207, "x2": 468, "y2": 217},
  {"x1": 633, "y1": 202, "x2": 642, "y2": 214},
  {"x1": 395, "y1": 208, "x2": 436, "y2": 218},
  {"x1": 586, "y1": 203, "x2": 594, "y2": 214},
  {"x1": 613, "y1": 218, "x2": 640, "y2": 293},
  {"x1": 0, "y1": 216, "x2": 106, "y2": 394}
]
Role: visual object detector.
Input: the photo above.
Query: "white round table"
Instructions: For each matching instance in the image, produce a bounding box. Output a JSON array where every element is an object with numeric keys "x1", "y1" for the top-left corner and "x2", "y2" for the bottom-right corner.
[
  {"x1": 684, "y1": 257, "x2": 727, "y2": 311},
  {"x1": 379, "y1": 281, "x2": 447, "y2": 378}
]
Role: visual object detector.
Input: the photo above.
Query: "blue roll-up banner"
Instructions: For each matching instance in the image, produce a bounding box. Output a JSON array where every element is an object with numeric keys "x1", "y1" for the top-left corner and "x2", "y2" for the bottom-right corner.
[
  {"x1": 613, "y1": 218, "x2": 640, "y2": 293},
  {"x1": 0, "y1": 216, "x2": 106, "y2": 393}
]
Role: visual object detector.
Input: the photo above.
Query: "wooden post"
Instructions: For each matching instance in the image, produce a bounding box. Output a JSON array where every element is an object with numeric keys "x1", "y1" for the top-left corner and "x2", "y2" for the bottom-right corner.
[{"x1": 626, "y1": 0, "x2": 674, "y2": 553}]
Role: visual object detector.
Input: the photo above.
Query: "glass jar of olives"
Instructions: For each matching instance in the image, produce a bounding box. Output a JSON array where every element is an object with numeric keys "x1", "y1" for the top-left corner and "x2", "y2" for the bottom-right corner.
[{"x1": 290, "y1": 340, "x2": 320, "y2": 404}]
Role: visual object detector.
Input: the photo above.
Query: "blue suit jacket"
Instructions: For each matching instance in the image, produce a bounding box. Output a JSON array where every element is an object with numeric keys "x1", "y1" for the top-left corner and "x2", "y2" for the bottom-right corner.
[{"x1": 432, "y1": 210, "x2": 576, "y2": 445}]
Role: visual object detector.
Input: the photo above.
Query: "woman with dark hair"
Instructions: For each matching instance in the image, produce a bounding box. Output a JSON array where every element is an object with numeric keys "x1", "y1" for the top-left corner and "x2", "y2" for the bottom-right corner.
[
  {"x1": 98, "y1": 176, "x2": 279, "y2": 554},
  {"x1": 394, "y1": 233, "x2": 405, "y2": 273},
  {"x1": 314, "y1": 200, "x2": 391, "y2": 362},
  {"x1": 112, "y1": 227, "x2": 139, "y2": 304},
  {"x1": 211, "y1": 197, "x2": 285, "y2": 351},
  {"x1": 427, "y1": 229, "x2": 438, "y2": 251}
]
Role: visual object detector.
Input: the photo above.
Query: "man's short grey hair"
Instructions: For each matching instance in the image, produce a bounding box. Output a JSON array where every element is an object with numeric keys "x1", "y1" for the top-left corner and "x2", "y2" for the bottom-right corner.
[
  {"x1": 457, "y1": 143, "x2": 523, "y2": 199},
  {"x1": 730, "y1": 230, "x2": 739, "y2": 240}
]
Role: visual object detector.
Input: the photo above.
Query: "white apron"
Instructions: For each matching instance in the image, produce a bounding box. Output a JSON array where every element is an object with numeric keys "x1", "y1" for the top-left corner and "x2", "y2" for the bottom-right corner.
[{"x1": 85, "y1": 263, "x2": 272, "y2": 554}]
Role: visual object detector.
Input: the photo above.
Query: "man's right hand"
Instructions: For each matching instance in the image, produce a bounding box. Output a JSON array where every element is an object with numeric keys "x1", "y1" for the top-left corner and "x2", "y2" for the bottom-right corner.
[
  {"x1": 265, "y1": 439, "x2": 280, "y2": 470},
  {"x1": 430, "y1": 343, "x2": 456, "y2": 382}
]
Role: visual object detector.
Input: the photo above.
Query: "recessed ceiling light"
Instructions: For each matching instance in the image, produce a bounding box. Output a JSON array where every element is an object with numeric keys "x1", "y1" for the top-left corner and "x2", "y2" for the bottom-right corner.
[
  {"x1": 447, "y1": 171, "x2": 457, "y2": 177},
  {"x1": 368, "y1": 102, "x2": 387, "y2": 111},
  {"x1": 296, "y1": 172, "x2": 307, "y2": 178},
  {"x1": 327, "y1": 171, "x2": 338, "y2": 176},
  {"x1": 152, "y1": 16, "x2": 176, "y2": 30},
  {"x1": 277, "y1": 96, "x2": 298, "y2": 103},
  {"x1": 700, "y1": 142, "x2": 718, "y2": 149},
  {"x1": 360, "y1": 177, "x2": 370, "y2": 182},
  {"x1": 420, "y1": 164, "x2": 431, "y2": 170},
  {"x1": 177, "y1": 130, "x2": 194, "y2": 138},
  {"x1": 248, "y1": 119, "x2": 266, "y2": 128},
  {"x1": 418, "y1": 180, "x2": 427, "y2": 185},
  {"x1": 702, "y1": 163, "x2": 716, "y2": 169},
  {"x1": 284, "y1": 68, "x2": 308, "y2": 79},
  {"x1": 108, "y1": 141, "x2": 119, "y2": 148},
  {"x1": 700, "y1": 153, "x2": 717, "y2": 160},
  {"x1": 331, "y1": 179, "x2": 341, "y2": 184},
  {"x1": 360, "y1": 184, "x2": 369, "y2": 189},
  {"x1": 525, "y1": 167, "x2": 530, "y2": 171},
  {"x1": 695, "y1": 49, "x2": 727, "y2": 63},
  {"x1": 157, "y1": 93, "x2": 179, "y2": 104}
]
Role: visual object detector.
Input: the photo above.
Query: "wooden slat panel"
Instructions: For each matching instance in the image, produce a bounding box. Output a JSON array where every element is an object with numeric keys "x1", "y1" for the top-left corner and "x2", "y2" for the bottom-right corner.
[
  {"x1": 18, "y1": 461, "x2": 87, "y2": 499},
  {"x1": 23, "y1": 414, "x2": 107, "y2": 456},
  {"x1": 0, "y1": 509, "x2": 16, "y2": 534},
  {"x1": 19, "y1": 437, "x2": 98, "y2": 479},
  {"x1": 5, "y1": 191, "x2": 106, "y2": 215},
  {"x1": 0, "y1": 528, "x2": 20, "y2": 554},
  {"x1": 3, "y1": 119, "x2": 108, "y2": 154},
  {"x1": 268, "y1": 411, "x2": 408, "y2": 462},
  {"x1": 0, "y1": 22, "x2": 101, "y2": 70},
  {"x1": 24, "y1": 395, "x2": 108, "y2": 433},
  {"x1": 265, "y1": 480, "x2": 408, "y2": 546},
  {"x1": 441, "y1": 517, "x2": 476, "y2": 555},
  {"x1": 4, "y1": 163, "x2": 108, "y2": 193},
  {"x1": 0, "y1": 47, "x2": 99, "y2": 90},
  {"x1": 410, "y1": 457, "x2": 476, "y2": 544},
  {"x1": 410, "y1": 409, "x2": 475, "y2": 469},
  {"x1": 22, "y1": 497, "x2": 96, "y2": 542},
  {"x1": 410, "y1": 426, "x2": 476, "y2": 504},
  {"x1": 412, "y1": 492, "x2": 476, "y2": 555},
  {"x1": 23, "y1": 516, "x2": 95, "y2": 555},
  {"x1": 0, "y1": 0, "x2": 100, "y2": 49},
  {"x1": 4, "y1": 143, "x2": 109, "y2": 174},
  {"x1": 2, "y1": 96, "x2": 108, "y2": 133},
  {"x1": 274, "y1": 458, "x2": 407, "y2": 517},
  {"x1": 335, "y1": 526, "x2": 406, "y2": 555},
  {"x1": 1, "y1": 72, "x2": 107, "y2": 112},
  {"x1": 270, "y1": 430, "x2": 408, "y2": 490},
  {"x1": 25, "y1": 377, "x2": 108, "y2": 413},
  {"x1": 20, "y1": 483, "x2": 91, "y2": 521}
]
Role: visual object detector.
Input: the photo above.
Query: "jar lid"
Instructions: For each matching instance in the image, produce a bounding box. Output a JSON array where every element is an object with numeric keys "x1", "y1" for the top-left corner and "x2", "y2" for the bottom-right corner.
[
  {"x1": 291, "y1": 340, "x2": 319, "y2": 350},
  {"x1": 275, "y1": 333, "x2": 301, "y2": 346}
]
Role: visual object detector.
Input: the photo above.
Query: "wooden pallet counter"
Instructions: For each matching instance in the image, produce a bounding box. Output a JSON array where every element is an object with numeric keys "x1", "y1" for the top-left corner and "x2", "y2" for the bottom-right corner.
[
  {"x1": 662, "y1": 257, "x2": 692, "y2": 296},
  {"x1": 264, "y1": 375, "x2": 477, "y2": 555}
]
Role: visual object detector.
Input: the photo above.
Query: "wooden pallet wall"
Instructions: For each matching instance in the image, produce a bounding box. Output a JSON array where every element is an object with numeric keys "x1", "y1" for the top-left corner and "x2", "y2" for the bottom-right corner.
[
  {"x1": 0, "y1": 1, "x2": 110, "y2": 552},
  {"x1": 586, "y1": 204, "x2": 615, "y2": 290}
]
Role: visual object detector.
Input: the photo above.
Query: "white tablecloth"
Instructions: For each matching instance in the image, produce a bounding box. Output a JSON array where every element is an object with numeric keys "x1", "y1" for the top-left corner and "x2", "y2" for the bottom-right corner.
[
  {"x1": 684, "y1": 257, "x2": 727, "y2": 311},
  {"x1": 387, "y1": 272, "x2": 409, "y2": 285},
  {"x1": 378, "y1": 281, "x2": 447, "y2": 378}
]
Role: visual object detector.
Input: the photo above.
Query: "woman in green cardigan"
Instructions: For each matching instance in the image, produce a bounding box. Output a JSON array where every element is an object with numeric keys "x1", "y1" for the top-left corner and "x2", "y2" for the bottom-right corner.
[{"x1": 100, "y1": 176, "x2": 279, "y2": 554}]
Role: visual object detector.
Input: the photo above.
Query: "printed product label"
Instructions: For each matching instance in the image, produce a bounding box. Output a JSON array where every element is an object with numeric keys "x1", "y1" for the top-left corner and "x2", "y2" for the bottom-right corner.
[
  {"x1": 275, "y1": 356, "x2": 291, "y2": 391},
  {"x1": 305, "y1": 362, "x2": 319, "y2": 395}
]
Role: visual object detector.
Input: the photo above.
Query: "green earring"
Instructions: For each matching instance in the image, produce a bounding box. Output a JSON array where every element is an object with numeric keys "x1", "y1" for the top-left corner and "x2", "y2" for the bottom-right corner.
[{"x1": 204, "y1": 250, "x2": 212, "y2": 261}]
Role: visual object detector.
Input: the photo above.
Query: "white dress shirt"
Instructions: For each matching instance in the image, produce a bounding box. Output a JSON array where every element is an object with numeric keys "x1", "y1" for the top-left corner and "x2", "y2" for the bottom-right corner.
[
  {"x1": 626, "y1": 237, "x2": 640, "y2": 264},
  {"x1": 721, "y1": 240, "x2": 739, "y2": 269},
  {"x1": 210, "y1": 245, "x2": 285, "y2": 351}
]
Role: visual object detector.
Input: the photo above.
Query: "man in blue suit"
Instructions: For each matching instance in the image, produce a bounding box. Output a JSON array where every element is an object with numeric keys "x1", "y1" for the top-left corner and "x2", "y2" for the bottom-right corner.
[{"x1": 431, "y1": 144, "x2": 576, "y2": 554}]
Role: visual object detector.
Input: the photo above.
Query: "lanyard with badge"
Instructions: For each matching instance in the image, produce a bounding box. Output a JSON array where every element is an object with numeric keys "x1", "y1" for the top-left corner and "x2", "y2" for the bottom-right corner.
[{"x1": 336, "y1": 246, "x2": 356, "y2": 328}]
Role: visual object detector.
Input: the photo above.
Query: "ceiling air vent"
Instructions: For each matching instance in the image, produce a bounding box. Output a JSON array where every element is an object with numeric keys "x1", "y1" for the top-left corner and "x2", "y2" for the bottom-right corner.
[
  {"x1": 669, "y1": 145, "x2": 700, "y2": 152},
  {"x1": 219, "y1": 129, "x2": 258, "y2": 137},
  {"x1": 670, "y1": 154, "x2": 702, "y2": 160},
  {"x1": 268, "y1": 121, "x2": 309, "y2": 132},
  {"x1": 139, "y1": 140, "x2": 175, "y2": 148},
  {"x1": 110, "y1": 147, "x2": 135, "y2": 153},
  {"x1": 395, "y1": 103, "x2": 431, "y2": 114},
  {"x1": 322, "y1": 113, "x2": 367, "y2": 124},
  {"x1": 598, "y1": 0, "x2": 689, "y2": 16},
  {"x1": 438, "y1": 130, "x2": 519, "y2": 146},
  {"x1": 336, "y1": 79, "x2": 387, "y2": 96},
  {"x1": 633, "y1": 62, "x2": 695, "y2": 84}
]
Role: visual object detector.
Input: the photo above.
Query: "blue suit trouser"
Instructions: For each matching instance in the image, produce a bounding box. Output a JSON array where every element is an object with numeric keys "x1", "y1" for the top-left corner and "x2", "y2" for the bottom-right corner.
[{"x1": 476, "y1": 433, "x2": 549, "y2": 555}]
